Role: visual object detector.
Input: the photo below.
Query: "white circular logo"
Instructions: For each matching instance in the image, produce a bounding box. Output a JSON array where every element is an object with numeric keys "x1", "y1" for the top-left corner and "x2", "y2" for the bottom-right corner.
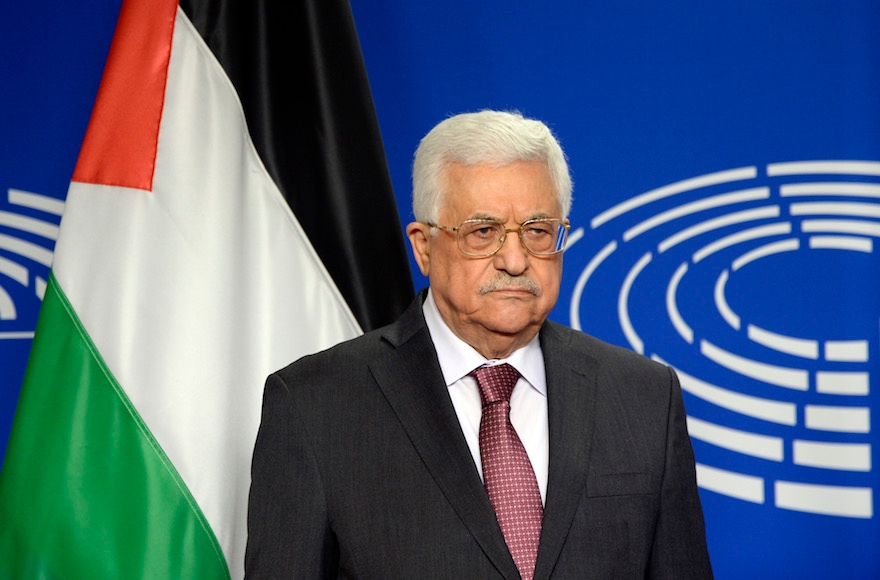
[{"x1": 568, "y1": 161, "x2": 878, "y2": 519}]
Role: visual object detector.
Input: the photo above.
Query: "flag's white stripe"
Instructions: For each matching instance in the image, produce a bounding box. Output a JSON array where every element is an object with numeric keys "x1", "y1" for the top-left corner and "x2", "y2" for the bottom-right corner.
[{"x1": 54, "y1": 9, "x2": 361, "y2": 576}]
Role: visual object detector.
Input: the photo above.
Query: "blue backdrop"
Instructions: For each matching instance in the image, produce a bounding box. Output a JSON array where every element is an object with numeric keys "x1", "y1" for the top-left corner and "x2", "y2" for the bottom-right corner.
[{"x1": 2, "y1": 1, "x2": 878, "y2": 577}]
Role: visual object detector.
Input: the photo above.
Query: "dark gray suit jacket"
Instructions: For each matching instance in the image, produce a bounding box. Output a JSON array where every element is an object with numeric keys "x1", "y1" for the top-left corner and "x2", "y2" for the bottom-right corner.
[{"x1": 245, "y1": 292, "x2": 713, "y2": 579}]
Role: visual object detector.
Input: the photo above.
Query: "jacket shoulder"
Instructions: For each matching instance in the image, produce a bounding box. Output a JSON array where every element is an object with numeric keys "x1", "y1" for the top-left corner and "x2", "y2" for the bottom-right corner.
[
  {"x1": 272, "y1": 293, "x2": 429, "y2": 384},
  {"x1": 542, "y1": 320, "x2": 672, "y2": 378}
]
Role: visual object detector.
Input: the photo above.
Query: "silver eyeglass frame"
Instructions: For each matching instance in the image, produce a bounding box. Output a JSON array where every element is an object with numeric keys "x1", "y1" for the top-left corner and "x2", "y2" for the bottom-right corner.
[{"x1": 427, "y1": 217, "x2": 571, "y2": 257}]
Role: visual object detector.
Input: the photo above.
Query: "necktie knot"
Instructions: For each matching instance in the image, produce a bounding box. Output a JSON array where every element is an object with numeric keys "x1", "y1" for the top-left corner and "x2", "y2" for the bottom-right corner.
[{"x1": 471, "y1": 363, "x2": 520, "y2": 407}]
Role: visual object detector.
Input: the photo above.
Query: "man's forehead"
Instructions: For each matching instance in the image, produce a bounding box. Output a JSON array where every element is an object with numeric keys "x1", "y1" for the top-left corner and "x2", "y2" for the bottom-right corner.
[
  {"x1": 440, "y1": 194, "x2": 561, "y2": 225},
  {"x1": 461, "y1": 210, "x2": 559, "y2": 222}
]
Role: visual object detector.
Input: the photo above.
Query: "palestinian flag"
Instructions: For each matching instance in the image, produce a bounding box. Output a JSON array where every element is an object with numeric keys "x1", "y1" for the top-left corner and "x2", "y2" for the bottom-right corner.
[{"x1": 0, "y1": 0, "x2": 413, "y2": 577}]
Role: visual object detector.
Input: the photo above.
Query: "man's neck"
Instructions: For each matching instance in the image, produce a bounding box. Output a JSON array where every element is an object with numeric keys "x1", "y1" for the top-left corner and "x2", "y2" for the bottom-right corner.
[{"x1": 459, "y1": 328, "x2": 538, "y2": 360}]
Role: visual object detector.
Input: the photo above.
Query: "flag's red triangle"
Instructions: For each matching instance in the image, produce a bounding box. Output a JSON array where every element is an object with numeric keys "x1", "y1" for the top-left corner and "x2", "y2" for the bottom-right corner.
[{"x1": 72, "y1": 0, "x2": 178, "y2": 191}]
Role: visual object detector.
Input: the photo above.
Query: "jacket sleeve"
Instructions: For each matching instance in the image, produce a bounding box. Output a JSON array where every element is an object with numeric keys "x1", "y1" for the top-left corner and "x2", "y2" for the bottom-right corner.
[
  {"x1": 648, "y1": 366, "x2": 714, "y2": 579},
  {"x1": 245, "y1": 372, "x2": 339, "y2": 578}
]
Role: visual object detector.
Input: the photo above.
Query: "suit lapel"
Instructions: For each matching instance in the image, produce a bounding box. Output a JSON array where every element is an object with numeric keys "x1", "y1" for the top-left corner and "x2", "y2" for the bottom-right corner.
[
  {"x1": 369, "y1": 294, "x2": 521, "y2": 580},
  {"x1": 533, "y1": 322, "x2": 599, "y2": 580}
]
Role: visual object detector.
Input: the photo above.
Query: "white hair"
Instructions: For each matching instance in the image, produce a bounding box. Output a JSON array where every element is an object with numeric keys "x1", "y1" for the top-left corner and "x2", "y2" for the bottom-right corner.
[{"x1": 411, "y1": 110, "x2": 572, "y2": 224}]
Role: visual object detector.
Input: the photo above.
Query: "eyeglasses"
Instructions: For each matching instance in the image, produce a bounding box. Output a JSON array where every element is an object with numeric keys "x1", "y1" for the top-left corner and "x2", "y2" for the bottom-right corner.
[{"x1": 428, "y1": 218, "x2": 571, "y2": 257}]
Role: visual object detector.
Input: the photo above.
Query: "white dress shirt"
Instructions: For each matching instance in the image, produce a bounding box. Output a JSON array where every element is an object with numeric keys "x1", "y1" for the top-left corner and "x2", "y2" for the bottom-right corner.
[{"x1": 422, "y1": 290, "x2": 550, "y2": 504}]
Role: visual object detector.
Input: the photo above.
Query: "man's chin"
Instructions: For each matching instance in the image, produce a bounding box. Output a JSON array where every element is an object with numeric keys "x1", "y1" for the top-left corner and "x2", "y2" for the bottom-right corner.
[{"x1": 476, "y1": 308, "x2": 543, "y2": 336}]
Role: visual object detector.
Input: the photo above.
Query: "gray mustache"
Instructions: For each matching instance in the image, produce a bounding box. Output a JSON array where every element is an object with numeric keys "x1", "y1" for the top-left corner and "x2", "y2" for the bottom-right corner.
[{"x1": 478, "y1": 274, "x2": 541, "y2": 296}]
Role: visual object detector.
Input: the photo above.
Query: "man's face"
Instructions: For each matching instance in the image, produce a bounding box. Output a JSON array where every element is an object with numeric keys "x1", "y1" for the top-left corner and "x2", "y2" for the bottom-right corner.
[{"x1": 407, "y1": 160, "x2": 565, "y2": 358}]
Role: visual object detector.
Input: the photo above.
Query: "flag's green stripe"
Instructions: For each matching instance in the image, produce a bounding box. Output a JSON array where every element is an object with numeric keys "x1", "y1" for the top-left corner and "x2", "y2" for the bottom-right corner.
[{"x1": 0, "y1": 275, "x2": 229, "y2": 579}]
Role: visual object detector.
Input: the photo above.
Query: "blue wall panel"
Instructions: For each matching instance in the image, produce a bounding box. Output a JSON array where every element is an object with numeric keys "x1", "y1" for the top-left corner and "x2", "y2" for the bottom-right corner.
[{"x1": 2, "y1": 1, "x2": 878, "y2": 577}]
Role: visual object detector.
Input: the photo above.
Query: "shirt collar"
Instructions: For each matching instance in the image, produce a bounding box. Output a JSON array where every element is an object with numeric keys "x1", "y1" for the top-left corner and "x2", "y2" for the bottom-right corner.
[{"x1": 423, "y1": 289, "x2": 547, "y2": 395}]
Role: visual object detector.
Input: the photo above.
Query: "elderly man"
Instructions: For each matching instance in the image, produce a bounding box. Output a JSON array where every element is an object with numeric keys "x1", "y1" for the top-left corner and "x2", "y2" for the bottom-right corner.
[{"x1": 245, "y1": 111, "x2": 713, "y2": 579}]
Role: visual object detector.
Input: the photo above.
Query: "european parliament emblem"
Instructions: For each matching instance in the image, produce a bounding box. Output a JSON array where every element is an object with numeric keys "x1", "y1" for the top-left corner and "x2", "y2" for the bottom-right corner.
[{"x1": 568, "y1": 161, "x2": 877, "y2": 519}]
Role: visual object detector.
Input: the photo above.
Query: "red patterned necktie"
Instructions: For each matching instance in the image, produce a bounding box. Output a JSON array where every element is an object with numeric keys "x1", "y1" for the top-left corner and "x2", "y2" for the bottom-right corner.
[{"x1": 471, "y1": 363, "x2": 543, "y2": 580}]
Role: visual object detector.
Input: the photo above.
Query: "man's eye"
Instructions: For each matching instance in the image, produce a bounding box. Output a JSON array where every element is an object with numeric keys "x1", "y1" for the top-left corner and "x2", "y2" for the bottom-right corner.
[
  {"x1": 473, "y1": 227, "x2": 497, "y2": 237},
  {"x1": 464, "y1": 222, "x2": 500, "y2": 237},
  {"x1": 524, "y1": 225, "x2": 551, "y2": 237}
]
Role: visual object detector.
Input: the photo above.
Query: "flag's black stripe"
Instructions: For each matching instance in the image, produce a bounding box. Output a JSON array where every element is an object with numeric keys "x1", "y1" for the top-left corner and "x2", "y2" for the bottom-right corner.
[{"x1": 180, "y1": 0, "x2": 414, "y2": 332}]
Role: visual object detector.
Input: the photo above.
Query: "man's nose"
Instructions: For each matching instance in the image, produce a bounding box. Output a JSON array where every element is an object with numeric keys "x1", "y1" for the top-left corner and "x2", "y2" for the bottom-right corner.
[{"x1": 492, "y1": 230, "x2": 529, "y2": 274}]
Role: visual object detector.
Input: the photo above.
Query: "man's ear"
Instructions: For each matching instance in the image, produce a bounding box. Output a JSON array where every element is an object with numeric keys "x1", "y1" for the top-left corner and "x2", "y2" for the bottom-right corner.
[{"x1": 406, "y1": 222, "x2": 432, "y2": 276}]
